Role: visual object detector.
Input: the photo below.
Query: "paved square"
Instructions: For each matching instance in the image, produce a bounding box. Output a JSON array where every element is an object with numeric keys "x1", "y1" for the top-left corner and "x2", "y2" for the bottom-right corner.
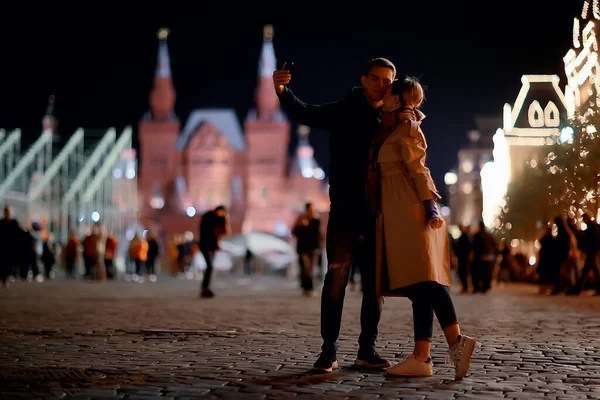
[{"x1": 1, "y1": 276, "x2": 600, "y2": 399}]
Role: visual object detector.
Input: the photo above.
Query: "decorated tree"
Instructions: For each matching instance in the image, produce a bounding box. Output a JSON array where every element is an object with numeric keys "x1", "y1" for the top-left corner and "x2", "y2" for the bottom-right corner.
[
  {"x1": 496, "y1": 151, "x2": 560, "y2": 243},
  {"x1": 497, "y1": 101, "x2": 600, "y2": 241},
  {"x1": 546, "y1": 100, "x2": 600, "y2": 221}
]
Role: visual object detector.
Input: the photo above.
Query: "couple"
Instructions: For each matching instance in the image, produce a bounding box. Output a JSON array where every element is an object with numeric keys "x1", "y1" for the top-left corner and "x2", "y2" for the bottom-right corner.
[{"x1": 273, "y1": 58, "x2": 477, "y2": 379}]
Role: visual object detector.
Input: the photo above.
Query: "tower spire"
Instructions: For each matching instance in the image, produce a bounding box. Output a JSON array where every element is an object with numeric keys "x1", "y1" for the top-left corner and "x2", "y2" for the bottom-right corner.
[
  {"x1": 293, "y1": 125, "x2": 325, "y2": 180},
  {"x1": 255, "y1": 24, "x2": 280, "y2": 120},
  {"x1": 156, "y1": 28, "x2": 172, "y2": 78},
  {"x1": 259, "y1": 25, "x2": 276, "y2": 77},
  {"x1": 42, "y1": 95, "x2": 57, "y2": 133},
  {"x1": 150, "y1": 27, "x2": 176, "y2": 121},
  {"x1": 45, "y1": 95, "x2": 55, "y2": 116}
]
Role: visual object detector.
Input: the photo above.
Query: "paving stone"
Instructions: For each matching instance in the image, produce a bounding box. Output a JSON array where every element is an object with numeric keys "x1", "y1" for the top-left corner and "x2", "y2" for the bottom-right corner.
[{"x1": 2, "y1": 278, "x2": 600, "y2": 398}]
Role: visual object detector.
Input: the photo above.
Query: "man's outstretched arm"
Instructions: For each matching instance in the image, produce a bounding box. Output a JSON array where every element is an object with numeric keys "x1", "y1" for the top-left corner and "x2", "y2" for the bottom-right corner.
[{"x1": 273, "y1": 67, "x2": 339, "y2": 130}]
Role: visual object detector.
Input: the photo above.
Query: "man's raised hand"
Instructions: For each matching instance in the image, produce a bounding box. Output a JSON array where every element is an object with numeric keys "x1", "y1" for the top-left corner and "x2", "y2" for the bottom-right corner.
[{"x1": 273, "y1": 61, "x2": 292, "y2": 95}]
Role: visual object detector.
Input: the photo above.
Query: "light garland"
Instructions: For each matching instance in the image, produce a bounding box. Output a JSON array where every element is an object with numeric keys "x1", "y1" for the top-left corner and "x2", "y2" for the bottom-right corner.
[{"x1": 574, "y1": 18, "x2": 581, "y2": 49}]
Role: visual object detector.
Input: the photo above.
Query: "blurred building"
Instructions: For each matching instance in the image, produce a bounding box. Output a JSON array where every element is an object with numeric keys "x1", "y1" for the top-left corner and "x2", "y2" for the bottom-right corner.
[
  {"x1": 446, "y1": 74, "x2": 570, "y2": 232},
  {"x1": 444, "y1": 116, "x2": 497, "y2": 229},
  {"x1": 445, "y1": 0, "x2": 596, "y2": 231},
  {"x1": 0, "y1": 96, "x2": 138, "y2": 252},
  {"x1": 138, "y1": 26, "x2": 329, "y2": 242}
]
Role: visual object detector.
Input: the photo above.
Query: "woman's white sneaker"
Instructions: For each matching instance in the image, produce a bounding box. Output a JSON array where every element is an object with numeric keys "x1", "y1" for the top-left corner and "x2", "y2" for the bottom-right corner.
[
  {"x1": 449, "y1": 335, "x2": 476, "y2": 380},
  {"x1": 385, "y1": 354, "x2": 433, "y2": 377}
]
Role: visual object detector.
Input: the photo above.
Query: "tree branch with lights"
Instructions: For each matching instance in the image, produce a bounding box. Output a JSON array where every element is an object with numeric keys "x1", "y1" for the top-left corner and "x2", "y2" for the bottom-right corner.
[
  {"x1": 496, "y1": 149, "x2": 560, "y2": 243},
  {"x1": 546, "y1": 101, "x2": 600, "y2": 221}
]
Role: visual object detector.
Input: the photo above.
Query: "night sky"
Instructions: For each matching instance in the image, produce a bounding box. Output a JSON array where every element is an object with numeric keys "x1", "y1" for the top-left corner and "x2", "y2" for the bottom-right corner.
[{"x1": 1, "y1": 1, "x2": 582, "y2": 201}]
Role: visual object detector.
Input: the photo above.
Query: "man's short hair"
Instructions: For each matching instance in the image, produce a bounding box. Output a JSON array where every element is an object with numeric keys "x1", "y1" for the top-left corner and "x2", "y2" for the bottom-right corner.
[
  {"x1": 215, "y1": 205, "x2": 226, "y2": 212},
  {"x1": 305, "y1": 202, "x2": 312, "y2": 211},
  {"x1": 364, "y1": 57, "x2": 396, "y2": 79}
]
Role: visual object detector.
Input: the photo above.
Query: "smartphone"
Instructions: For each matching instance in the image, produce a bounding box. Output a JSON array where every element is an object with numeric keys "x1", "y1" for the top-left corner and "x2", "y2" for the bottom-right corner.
[{"x1": 279, "y1": 61, "x2": 294, "y2": 72}]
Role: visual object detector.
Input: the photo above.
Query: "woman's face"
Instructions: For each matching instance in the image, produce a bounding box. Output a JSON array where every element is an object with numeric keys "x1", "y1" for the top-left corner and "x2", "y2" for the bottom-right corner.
[{"x1": 382, "y1": 86, "x2": 401, "y2": 112}]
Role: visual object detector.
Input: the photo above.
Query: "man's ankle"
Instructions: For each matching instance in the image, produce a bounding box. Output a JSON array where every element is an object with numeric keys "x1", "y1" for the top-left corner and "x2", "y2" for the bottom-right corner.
[{"x1": 413, "y1": 353, "x2": 430, "y2": 363}]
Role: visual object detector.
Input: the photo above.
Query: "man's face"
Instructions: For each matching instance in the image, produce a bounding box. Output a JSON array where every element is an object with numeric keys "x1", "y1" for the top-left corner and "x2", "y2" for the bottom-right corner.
[{"x1": 361, "y1": 66, "x2": 394, "y2": 105}]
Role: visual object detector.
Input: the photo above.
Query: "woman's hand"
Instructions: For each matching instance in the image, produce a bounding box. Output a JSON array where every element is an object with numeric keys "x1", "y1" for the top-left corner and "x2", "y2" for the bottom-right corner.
[{"x1": 428, "y1": 218, "x2": 443, "y2": 229}]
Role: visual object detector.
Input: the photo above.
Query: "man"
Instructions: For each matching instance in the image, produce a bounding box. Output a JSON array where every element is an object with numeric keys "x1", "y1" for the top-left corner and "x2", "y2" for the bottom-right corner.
[
  {"x1": 471, "y1": 220, "x2": 498, "y2": 293},
  {"x1": 273, "y1": 58, "x2": 398, "y2": 372},
  {"x1": 453, "y1": 224, "x2": 472, "y2": 293},
  {"x1": 0, "y1": 206, "x2": 23, "y2": 287},
  {"x1": 198, "y1": 205, "x2": 230, "y2": 298},
  {"x1": 292, "y1": 202, "x2": 322, "y2": 297}
]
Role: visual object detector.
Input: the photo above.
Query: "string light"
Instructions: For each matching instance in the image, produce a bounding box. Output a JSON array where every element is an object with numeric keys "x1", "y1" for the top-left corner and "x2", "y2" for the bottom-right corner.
[{"x1": 574, "y1": 18, "x2": 581, "y2": 49}]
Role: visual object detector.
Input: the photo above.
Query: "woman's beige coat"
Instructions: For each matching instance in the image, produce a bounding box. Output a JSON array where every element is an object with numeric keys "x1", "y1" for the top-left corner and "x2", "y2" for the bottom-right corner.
[{"x1": 375, "y1": 117, "x2": 452, "y2": 296}]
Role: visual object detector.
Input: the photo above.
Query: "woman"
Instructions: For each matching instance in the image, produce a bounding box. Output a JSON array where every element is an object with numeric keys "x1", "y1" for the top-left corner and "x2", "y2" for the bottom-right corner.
[{"x1": 365, "y1": 76, "x2": 477, "y2": 380}]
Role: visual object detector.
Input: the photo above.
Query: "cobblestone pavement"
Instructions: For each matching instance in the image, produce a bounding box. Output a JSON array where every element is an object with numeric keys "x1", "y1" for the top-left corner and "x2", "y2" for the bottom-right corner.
[{"x1": 1, "y1": 275, "x2": 600, "y2": 399}]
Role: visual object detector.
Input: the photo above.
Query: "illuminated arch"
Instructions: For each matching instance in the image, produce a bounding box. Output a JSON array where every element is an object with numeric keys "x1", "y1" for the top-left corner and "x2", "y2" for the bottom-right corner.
[
  {"x1": 544, "y1": 101, "x2": 560, "y2": 127},
  {"x1": 528, "y1": 101, "x2": 545, "y2": 127}
]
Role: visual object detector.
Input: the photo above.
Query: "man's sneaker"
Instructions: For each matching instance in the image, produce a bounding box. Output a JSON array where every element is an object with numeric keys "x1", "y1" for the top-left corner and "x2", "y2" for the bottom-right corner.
[
  {"x1": 354, "y1": 351, "x2": 392, "y2": 369},
  {"x1": 385, "y1": 354, "x2": 433, "y2": 377},
  {"x1": 200, "y1": 288, "x2": 215, "y2": 298},
  {"x1": 449, "y1": 335, "x2": 476, "y2": 380},
  {"x1": 312, "y1": 352, "x2": 338, "y2": 373}
]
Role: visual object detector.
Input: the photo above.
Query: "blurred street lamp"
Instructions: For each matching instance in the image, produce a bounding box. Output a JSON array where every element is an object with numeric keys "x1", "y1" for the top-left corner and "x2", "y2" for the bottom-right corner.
[{"x1": 444, "y1": 171, "x2": 458, "y2": 185}]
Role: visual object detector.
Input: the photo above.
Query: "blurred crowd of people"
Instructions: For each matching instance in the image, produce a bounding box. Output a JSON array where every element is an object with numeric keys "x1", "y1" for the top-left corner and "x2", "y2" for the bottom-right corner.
[{"x1": 450, "y1": 212, "x2": 600, "y2": 296}]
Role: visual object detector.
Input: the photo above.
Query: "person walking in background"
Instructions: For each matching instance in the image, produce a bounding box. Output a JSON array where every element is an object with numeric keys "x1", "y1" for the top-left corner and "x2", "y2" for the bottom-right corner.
[
  {"x1": 471, "y1": 220, "x2": 498, "y2": 293},
  {"x1": 567, "y1": 212, "x2": 600, "y2": 295},
  {"x1": 198, "y1": 205, "x2": 230, "y2": 298},
  {"x1": 41, "y1": 234, "x2": 56, "y2": 280},
  {"x1": 82, "y1": 230, "x2": 97, "y2": 280},
  {"x1": 536, "y1": 225, "x2": 555, "y2": 294},
  {"x1": 63, "y1": 231, "x2": 80, "y2": 279},
  {"x1": 550, "y1": 216, "x2": 573, "y2": 294},
  {"x1": 146, "y1": 231, "x2": 160, "y2": 282},
  {"x1": 292, "y1": 202, "x2": 322, "y2": 297},
  {"x1": 453, "y1": 224, "x2": 472, "y2": 293},
  {"x1": 128, "y1": 232, "x2": 148, "y2": 282},
  {"x1": 366, "y1": 77, "x2": 476, "y2": 380},
  {"x1": 104, "y1": 232, "x2": 118, "y2": 280},
  {"x1": 0, "y1": 206, "x2": 23, "y2": 287}
]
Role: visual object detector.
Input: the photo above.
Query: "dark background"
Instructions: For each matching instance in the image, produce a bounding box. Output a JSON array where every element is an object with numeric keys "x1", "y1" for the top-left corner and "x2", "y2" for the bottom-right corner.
[{"x1": 1, "y1": 2, "x2": 582, "y2": 197}]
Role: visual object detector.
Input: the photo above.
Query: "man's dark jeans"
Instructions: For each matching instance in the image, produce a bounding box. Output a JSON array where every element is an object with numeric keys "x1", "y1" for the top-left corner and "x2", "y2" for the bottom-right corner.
[
  {"x1": 201, "y1": 249, "x2": 215, "y2": 290},
  {"x1": 320, "y1": 203, "x2": 382, "y2": 356}
]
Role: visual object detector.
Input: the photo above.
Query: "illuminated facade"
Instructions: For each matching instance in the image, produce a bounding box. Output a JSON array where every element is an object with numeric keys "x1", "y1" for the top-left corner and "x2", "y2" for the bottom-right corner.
[
  {"x1": 480, "y1": 75, "x2": 569, "y2": 229},
  {"x1": 564, "y1": 0, "x2": 600, "y2": 116},
  {"x1": 138, "y1": 27, "x2": 329, "y2": 242},
  {"x1": 480, "y1": 0, "x2": 598, "y2": 229}
]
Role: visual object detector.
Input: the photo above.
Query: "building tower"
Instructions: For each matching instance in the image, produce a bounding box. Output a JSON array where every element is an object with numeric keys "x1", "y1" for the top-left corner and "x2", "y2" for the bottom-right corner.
[
  {"x1": 42, "y1": 95, "x2": 57, "y2": 134},
  {"x1": 287, "y1": 125, "x2": 328, "y2": 211},
  {"x1": 138, "y1": 28, "x2": 181, "y2": 221},
  {"x1": 243, "y1": 24, "x2": 292, "y2": 235}
]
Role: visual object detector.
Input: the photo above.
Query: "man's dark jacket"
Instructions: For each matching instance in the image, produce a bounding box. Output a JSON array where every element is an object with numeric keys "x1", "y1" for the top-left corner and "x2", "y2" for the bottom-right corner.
[{"x1": 277, "y1": 86, "x2": 381, "y2": 208}]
